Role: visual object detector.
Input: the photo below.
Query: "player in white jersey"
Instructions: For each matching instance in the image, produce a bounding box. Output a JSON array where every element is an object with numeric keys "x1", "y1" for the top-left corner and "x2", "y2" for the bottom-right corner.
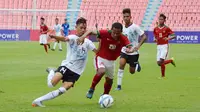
[
  {"x1": 116, "y1": 8, "x2": 147, "y2": 90},
  {"x1": 32, "y1": 18, "x2": 97, "y2": 107},
  {"x1": 51, "y1": 18, "x2": 63, "y2": 51}
]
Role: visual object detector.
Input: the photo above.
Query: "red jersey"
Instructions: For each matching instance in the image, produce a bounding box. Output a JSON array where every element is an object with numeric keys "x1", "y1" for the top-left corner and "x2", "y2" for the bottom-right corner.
[
  {"x1": 153, "y1": 25, "x2": 174, "y2": 45},
  {"x1": 40, "y1": 24, "x2": 48, "y2": 34},
  {"x1": 96, "y1": 30, "x2": 130, "y2": 60}
]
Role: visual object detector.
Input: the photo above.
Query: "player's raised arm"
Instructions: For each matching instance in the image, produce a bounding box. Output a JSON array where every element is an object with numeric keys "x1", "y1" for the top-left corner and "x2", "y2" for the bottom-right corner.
[
  {"x1": 77, "y1": 30, "x2": 98, "y2": 44},
  {"x1": 49, "y1": 35, "x2": 67, "y2": 42}
]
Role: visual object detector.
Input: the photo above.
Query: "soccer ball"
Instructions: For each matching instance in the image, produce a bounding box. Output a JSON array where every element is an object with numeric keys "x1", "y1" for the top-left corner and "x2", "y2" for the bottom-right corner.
[{"x1": 98, "y1": 94, "x2": 114, "y2": 108}]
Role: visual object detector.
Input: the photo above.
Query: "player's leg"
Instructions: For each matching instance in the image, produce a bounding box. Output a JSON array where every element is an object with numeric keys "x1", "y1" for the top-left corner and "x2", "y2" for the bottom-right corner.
[
  {"x1": 116, "y1": 53, "x2": 127, "y2": 90},
  {"x1": 163, "y1": 45, "x2": 176, "y2": 67},
  {"x1": 39, "y1": 35, "x2": 44, "y2": 45},
  {"x1": 157, "y1": 45, "x2": 167, "y2": 78},
  {"x1": 32, "y1": 67, "x2": 80, "y2": 107},
  {"x1": 86, "y1": 56, "x2": 106, "y2": 99},
  {"x1": 128, "y1": 54, "x2": 139, "y2": 74},
  {"x1": 52, "y1": 40, "x2": 58, "y2": 51},
  {"x1": 32, "y1": 82, "x2": 73, "y2": 107},
  {"x1": 58, "y1": 40, "x2": 62, "y2": 51},
  {"x1": 43, "y1": 34, "x2": 48, "y2": 53},
  {"x1": 104, "y1": 64, "x2": 115, "y2": 94}
]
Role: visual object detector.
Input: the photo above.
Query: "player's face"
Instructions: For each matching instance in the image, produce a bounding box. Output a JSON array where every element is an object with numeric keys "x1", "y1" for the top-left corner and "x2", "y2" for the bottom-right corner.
[
  {"x1": 123, "y1": 13, "x2": 131, "y2": 24},
  {"x1": 55, "y1": 19, "x2": 59, "y2": 24},
  {"x1": 111, "y1": 28, "x2": 122, "y2": 40},
  {"x1": 40, "y1": 19, "x2": 44, "y2": 24},
  {"x1": 159, "y1": 17, "x2": 165, "y2": 25},
  {"x1": 65, "y1": 19, "x2": 67, "y2": 23},
  {"x1": 76, "y1": 23, "x2": 87, "y2": 36}
]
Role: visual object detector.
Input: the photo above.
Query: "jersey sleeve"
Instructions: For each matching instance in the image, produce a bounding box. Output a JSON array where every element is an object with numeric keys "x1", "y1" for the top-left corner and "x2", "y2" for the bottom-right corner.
[
  {"x1": 67, "y1": 35, "x2": 76, "y2": 41},
  {"x1": 167, "y1": 27, "x2": 175, "y2": 36},
  {"x1": 98, "y1": 30, "x2": 108, "y2": 39},
  {"x1": 134, "y1": 25, "x2": 144, "y2": 36},
  {"x1": 153, "y1": 28, "x2": 157, "y2": 39},
  {"x1": 87, "y1": 40, "x2": 96, "y2": 51}
]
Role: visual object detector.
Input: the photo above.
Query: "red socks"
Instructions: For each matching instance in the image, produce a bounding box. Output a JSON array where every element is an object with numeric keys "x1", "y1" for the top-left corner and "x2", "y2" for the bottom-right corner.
[
  {"x1": 161, "y1": 64, "x2": 166, "y2": 77},
  {"x1": 43, "y1": 44, "x2": 48, "y2": 53},
  {"x1": 104, "y1": 77, "x2": 113, "y2": 94},
  {"x1": 90, "y1": 74, "x2": 103, "y2": 89}
]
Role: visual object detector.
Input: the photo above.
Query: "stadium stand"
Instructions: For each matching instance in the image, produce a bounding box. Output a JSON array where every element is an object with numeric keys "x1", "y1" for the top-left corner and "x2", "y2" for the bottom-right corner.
[
  {"x1": 0, "y1": 0, "x2": 199, "y2": 31},
  {"x1": 150, "y1": 0, "x2": 200, "y2": 31},
  {"x1": 0, "y1": 0, "x2": 67, "y2": 29},
  {"x1": 80, "y1": 0, "x2": 148, "y2": 29}
]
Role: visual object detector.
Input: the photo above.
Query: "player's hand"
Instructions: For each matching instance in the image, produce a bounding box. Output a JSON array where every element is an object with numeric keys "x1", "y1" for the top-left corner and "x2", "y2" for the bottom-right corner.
[
  {"x1": 125, "y1": 47, "x2": 135, "y2": 53},
  {"x1": 77, "y1": 37, "x2": 84, "y2": 45},
  {"x1": 154, "y1": 39, "x2": 157, "y2": 42},
  {"x1": 49, "y1": 34, "x2": 54, "y2": 38},
  {"x1": 133, "y1": 46, "x2": 140, "y2": 51},
  {"x1": 164, "y1": 37, "x2": 170, "y2": 41}
]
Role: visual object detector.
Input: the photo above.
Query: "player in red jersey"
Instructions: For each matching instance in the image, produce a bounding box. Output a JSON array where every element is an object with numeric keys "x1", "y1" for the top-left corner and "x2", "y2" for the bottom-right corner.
[
  {"x1": 77, "y1": 22, "x2": 134, "y2": 99},
  {"x1": 153, "y1": 14, "x2": 176, "y2": 78},
  {"x1": 40, "y1": 17, "x2": 50, "y2": 53}
]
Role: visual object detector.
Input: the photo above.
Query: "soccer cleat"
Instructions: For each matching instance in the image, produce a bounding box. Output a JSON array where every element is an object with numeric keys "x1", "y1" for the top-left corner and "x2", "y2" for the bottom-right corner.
[
  {"x1": 157, "y1": 77, "x2": 167, "y2": 80},
  {"x1": 136, "y1": 63, "x2": 141, "y2": 72},
  {"x1": 51, "y1": 49, "x2": 55, "y2": 51},
  {"x1": 32, "y1": 100, "x2": 45, "y2": 107},
  {"x1": 59, "y1": 49, "x2": 62, "y2": 51},
  {"x1": 171, "y1": 57, "x2": 176, "y2": 67},
  {"x1": 86, "y1": 88, "x2": 94, "y2": 99},
  {"x1": 46, "y1": 67, "x2": 57, "y2": 73},
  {"x1": 115, "y1": 85, "x2": 122, "y2": 91}
]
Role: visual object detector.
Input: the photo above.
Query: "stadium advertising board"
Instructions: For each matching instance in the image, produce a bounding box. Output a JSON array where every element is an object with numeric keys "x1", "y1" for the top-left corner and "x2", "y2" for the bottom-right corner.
[
  {"x1": 0, "y1": 30, "x2": 30, "y2": 41},
  {"x1": 147, "y1": 31, "x2": 200, "y2": 44}
]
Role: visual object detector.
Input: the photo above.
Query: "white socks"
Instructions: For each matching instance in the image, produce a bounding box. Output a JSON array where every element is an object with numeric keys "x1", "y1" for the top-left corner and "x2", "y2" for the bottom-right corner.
[
  {"x1": 53, "y1": 42, "x2": 57, "y2": 49},
  {"x1": 117, "y1": 69, "x2": 124, "y2": 86},
  {"x1": 34, "y1": 87, "x2": 66, "y2": 102},
  {"x1": 47, "y1": 70, "x2": 55, "y2": 88},
  {"x1": 58, "y1": 43, "x2": 62, "y2": 49},
  {"x1": 53, "y1": 42, "x2": 62, "y2": 50}
]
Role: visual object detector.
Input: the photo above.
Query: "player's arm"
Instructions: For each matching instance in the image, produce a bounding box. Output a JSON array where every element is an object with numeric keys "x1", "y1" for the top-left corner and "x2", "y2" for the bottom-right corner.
[
  {"x1": 134, "y1": 26, "x2": 147, "y2": 50},
  {"x1": 49, "y1": 35, "x2": 68, "y2": 42},
  {"x1": 77, "y1": 30, "x2": 98, "y2": 44},
  {"x1": 166, "y1": 28, "x2": 176, "y2": 40},
  {"x1": 153, "y1": 28, "x2": 157, "y2": 42}
]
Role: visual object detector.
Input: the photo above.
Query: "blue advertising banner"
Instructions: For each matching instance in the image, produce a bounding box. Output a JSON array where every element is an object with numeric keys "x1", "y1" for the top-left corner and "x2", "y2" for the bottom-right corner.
[
  {"x1": 146, "y1": 31, "x2": 200, "y2": 44},
  {"x1": 0, "y1": 30, "x2": 30, "y2": 41}
]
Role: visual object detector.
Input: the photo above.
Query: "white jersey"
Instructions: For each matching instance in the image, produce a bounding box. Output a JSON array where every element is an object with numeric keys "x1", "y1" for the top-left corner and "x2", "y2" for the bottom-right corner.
[
  {"x1": 121, "y1": 23, "x2": 144, "y2": 55},
  {"x1": 53, "y1": 24, "x2": 62, "y2": 36},
  {"x1": 61, "y1": 35, "x2": 96, "y2": 75}
]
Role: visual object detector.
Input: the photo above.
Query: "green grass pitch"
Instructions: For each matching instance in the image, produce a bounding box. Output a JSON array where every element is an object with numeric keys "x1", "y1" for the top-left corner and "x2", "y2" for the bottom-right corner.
[{"x1": 0, "y1": 42, "x2": 200, "y2": 112}]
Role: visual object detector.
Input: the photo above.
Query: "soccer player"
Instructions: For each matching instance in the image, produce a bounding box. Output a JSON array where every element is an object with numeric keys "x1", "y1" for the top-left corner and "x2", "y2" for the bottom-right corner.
[
  {"x1": 153, "y1": 14, "x2": 176, "y2": 78},
  {"x1": 39, "y1": 17, "x2": 50, "y2": 53},
  {"x1": 116, "y1": 8, "x2": 147, "y2": 90},
  {"x1": 77, "y1": 22, "x2": 134, "y2": 99},
  {"x1": 62, "y1": 18, "x2": 70, "y2": 37},
  {"x1": 32, "y1": 17, "x2": 97, "y2": 107},
  {"x1": 51, "y1": 18, "x2": 63, "y2": 51}
]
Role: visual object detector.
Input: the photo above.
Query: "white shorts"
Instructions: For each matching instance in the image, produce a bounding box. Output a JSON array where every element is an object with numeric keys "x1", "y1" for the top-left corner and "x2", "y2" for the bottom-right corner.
[
  {"x1": 39, "y1": 34, "x2": 47, "y2": 44},
  {"x1": 94, "y1": 56, "x2": 115, "y2": 79},
  {"x1": 157, "y1": 44, "x2": 169, "y2": 61}
]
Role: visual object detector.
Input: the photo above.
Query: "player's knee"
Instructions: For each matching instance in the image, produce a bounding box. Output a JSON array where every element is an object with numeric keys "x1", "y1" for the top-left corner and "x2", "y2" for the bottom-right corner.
[
  {"x1": 48, "y1": 81, "x2": 56, "y2": 88},
  {"x1": 130, "y1": 70, "x2": 135, "y2": 74},
  {"x1": 97, "y1": 69, "x2": 106, "y2": 76},
  {"x1": 58, "y1": 87, "x2": 67, "y2": 95},
  {"x1": 157, "y1": 61, "x2": 162, "y2": 66}
]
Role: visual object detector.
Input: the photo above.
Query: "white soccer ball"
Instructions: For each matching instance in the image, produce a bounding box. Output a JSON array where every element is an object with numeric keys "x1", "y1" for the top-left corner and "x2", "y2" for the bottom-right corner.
[{"x1": 98, "y1": 94, "x2": 114, "y2": 108}]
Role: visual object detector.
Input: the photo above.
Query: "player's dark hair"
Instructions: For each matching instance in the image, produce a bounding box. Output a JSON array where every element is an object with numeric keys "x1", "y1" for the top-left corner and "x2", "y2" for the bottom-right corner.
[
  {"x1": 55, "y1": 18, "x2": 59, "y2": 20},
  {"x1": 160, "y1": 13, "x2": 166, "y2": 20},
  {"x1": 122, "y1": 8, "x2": 131, "y2": 14},
  {"x1": 40, "y1": 17, "x2": 45, "y2": 20},
  {"x1": 111, "y1": 22, "x2": 123, "y2": 32},
  {"x1": 76, "y1": 17, "x2": 87, "y2": 25}
]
